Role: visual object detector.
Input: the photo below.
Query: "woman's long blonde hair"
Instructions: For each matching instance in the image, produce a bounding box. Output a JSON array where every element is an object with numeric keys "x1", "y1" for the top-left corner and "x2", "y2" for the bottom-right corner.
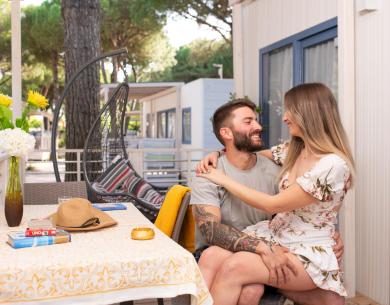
[{"x1": 280, "y1": 83, "x2": 355, "y2": 182}]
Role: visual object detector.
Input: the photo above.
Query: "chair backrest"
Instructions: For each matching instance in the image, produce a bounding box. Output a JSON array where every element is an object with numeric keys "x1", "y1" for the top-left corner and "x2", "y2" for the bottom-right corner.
[
  {"x1": 171, "y1": 191, "x2": 191, "y2": 243},
  {"x1": 83, "y1": 82, "x2": 130, "y2": 196},
  {"x1": 24, "y1": 182, "x2": 88, "y2": 205}
]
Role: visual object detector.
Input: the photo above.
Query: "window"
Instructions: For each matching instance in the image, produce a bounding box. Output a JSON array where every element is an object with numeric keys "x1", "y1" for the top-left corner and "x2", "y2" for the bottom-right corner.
[
  {"x1": 260, "y1": 18, "x2": 337, "y2": 147},
  {"x1": 182, "y1": 108, "x2": 191, "y2": 144},
  {"x1": 146, "y1": 113, "x2": 154, "y2": 138},
  {"x1": 157, "y1": 109, "x2": 175, "y2": 138}
]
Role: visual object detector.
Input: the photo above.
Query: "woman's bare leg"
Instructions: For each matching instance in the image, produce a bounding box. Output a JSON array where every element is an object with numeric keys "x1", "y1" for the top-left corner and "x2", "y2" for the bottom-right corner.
[{"x1": 210, "y1": 252, "x2": 317, "y2": 305}]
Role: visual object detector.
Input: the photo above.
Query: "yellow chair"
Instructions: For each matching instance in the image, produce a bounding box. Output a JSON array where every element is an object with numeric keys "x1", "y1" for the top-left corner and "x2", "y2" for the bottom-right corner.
[{"x1": 154, "y1": 185, "x2": 194, "y2": 253}]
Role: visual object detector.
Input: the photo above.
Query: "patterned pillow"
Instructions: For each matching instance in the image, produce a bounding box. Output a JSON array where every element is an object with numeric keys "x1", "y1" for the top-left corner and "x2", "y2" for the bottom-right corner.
[
  {"x1": 92, "y1": 156, "x2": 164, "y2": 208},
  {"x1": 93, "y1": 156, "x2": 132, "y2": 193},
  {"x1": 121, "y1": 174, "x2": 164, "y2": 208}
]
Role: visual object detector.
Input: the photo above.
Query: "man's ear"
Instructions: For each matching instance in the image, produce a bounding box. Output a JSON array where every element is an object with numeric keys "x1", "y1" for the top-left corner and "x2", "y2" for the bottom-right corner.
[{"x1": 220, "y1": 127, "x2": 233, "y2": 142}]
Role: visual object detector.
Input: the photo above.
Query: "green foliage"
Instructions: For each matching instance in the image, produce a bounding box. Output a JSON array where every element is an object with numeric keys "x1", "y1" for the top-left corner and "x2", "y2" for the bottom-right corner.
[
  {"x1": 101, "y1": 0, "x2": 174, "y2": 82},
  {"x1": 147, "y1": 0, "x2": 232, "y2": 42},
  {"x1": 151, "y1": 38, "x2": 232, "y2": 83},
  {"x1": 28, "y1": 117, "x2": 42, "y2": 129},
  {"x1": 128, "y1": 121, "x2": 141, "y2": 132},
  {"x1": 0, "y1": 104, "x2": 13, "y2": 129},
  {"x1": 0, "y1": 0, "x2": 11, "y2": 94},
  {"x1": 22, "y1": 0, "x2": 63, "y2": 60}
]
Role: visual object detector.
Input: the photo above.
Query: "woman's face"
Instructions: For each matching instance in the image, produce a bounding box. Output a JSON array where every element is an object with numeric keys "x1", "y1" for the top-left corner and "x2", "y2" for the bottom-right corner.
[{"x1": 283, "y1": 110, "x2": 302, "y2": 137}]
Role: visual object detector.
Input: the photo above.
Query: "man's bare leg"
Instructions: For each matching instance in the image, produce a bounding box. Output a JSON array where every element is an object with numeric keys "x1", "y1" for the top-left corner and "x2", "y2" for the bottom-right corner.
[
  {"x1": 280, "y1": 288, "x2": 345, "y2": 305},
  {"x1": 238, "y1": 284, "x2": 264, "y2": 305},
  {"x1": 198, "y1": 246, "x2": 233, "y2": 287},
  {"x1": 199, "y1": 246, "x2": 265, "y2": 305}
]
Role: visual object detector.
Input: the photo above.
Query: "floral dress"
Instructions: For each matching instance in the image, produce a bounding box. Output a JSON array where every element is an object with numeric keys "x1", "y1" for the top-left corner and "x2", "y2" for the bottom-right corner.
[{"x1": 243, "y1": 142, "x2": 352, "y2": 296}]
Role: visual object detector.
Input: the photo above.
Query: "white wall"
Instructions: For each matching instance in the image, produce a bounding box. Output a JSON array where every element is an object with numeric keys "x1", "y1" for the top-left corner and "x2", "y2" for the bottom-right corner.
[
  {"x1": 239, "y1": 0, "x2": 337, "y2": 103},
  {"x1": 181, "y1": 79, "x2": 204, "y2": 150},
  {"x1": 354, "y1": 3, "x2": 390, "y2": 304},
  {"x1": 151, "y1": 91, "x2": 177, "y2": 113},
  {"x1": 202, "y1": 79, "x2": 234, "y2": 149}
]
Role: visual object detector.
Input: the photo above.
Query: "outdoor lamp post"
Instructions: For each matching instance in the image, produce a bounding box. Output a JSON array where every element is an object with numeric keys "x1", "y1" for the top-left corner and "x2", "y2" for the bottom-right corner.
[{"x1": 213, "y1": 63, "x2": 223, "y2": 79}]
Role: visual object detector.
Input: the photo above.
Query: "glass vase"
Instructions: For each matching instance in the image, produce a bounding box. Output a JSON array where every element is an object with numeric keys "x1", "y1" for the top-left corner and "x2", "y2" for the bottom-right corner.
[{"x1": 5, "y1": 156, "x2": 23, "y2": 227}]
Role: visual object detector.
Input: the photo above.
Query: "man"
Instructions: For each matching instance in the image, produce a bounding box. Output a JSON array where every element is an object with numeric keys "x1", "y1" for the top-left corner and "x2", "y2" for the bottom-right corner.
[{"x1": 190, "y1": 98, "x2": 344, "y2": 305}]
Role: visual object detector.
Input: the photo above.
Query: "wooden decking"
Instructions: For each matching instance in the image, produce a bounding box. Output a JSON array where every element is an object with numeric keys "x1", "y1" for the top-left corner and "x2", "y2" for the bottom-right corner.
[{"x1": 346, "y1": 293, "x2": 382, "y2": 305}]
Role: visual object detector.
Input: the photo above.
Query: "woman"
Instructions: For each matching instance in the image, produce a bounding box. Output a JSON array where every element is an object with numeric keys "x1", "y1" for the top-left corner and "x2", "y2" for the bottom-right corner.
[{"x1": 197, "y1": 83, "x2": 354, "y2": 304}]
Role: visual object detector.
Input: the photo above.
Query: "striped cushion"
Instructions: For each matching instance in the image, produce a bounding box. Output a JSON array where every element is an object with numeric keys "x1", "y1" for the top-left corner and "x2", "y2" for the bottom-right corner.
[
  {"x1": 121, "y1": 174, "x2": 164, "y2": 208},
  {"x1": 95, "y1": 156, "x2": 132, "y2": 193},
  {"x1": 93, "y1": 156, "x2": 164, "y2": 208}
]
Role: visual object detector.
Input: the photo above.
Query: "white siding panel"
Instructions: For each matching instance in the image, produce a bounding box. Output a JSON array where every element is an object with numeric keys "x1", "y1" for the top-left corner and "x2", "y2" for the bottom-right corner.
[
  {"x1": 355, "y1": 3, "x2": 390, "y2": 304},
  {"x1": 241, "y1": 0, "x2": 337, "y2": 103},
  {"x1": 152, "y1": 91, "x2": 177, "y2": 112},
  {"x1": 181, "y1": 79, "x2": 204, "y2": 150}
]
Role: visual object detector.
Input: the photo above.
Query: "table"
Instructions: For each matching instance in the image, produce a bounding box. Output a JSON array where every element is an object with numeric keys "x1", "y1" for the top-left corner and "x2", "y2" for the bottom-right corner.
[{"x1": 0, "y1": 203, "x2": 212, "y2": 305}]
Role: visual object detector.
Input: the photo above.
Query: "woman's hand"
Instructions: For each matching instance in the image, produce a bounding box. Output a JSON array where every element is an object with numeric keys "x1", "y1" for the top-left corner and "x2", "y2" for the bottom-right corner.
[
  {"x1": 197, "y1": 167, "x2": 228, "y2": 186},
  {"x1": 332, "y1": 231, "x2": 344, "y2": 262},
  {"x1": 196, "y1": 151, "x2": 221, "y2": 173}
]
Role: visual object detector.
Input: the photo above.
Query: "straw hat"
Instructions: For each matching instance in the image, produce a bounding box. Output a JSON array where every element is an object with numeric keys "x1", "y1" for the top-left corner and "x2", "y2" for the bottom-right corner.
[{"x1": 51, "y1": 198, "x2": 117, "y2": 231}]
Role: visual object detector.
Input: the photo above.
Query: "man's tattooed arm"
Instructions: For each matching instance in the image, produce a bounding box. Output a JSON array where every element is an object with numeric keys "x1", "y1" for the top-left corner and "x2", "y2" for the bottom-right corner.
[{"x1": 193, "y1": 205, "x2": 265, "y2": 253}]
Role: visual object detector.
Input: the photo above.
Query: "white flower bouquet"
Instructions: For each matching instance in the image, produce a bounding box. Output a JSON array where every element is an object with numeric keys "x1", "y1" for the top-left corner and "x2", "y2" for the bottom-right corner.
[{"x1": 0, "y1": 128, "x2": 36, "y2": 158}]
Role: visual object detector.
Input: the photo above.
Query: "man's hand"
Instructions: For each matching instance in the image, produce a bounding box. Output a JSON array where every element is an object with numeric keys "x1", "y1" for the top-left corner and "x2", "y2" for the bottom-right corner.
[
  {"x1": 332, "y1": 231, "x2": 344, "y2": 262},
  {"x1": 258, "y1": 244, "x2": 298, "y2": 286}
]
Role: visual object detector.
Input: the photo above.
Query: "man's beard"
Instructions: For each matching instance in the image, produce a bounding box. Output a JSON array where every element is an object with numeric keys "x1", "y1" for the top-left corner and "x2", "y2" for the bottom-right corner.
[{"x1": 232, "y1": 129, "x2": 262, "y2": 152}]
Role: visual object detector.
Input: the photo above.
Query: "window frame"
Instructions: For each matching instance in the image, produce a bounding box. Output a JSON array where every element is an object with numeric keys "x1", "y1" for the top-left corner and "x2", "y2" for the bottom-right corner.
[
  {"x1": 182, "y1": 107, "x2": 191, "y2": 144},
  {"x1": 259, "y1": 17, "x2": 337, "y2": 147},
  {"x1": 156, "y1": 108, "x2": 176, "y2": 139}
]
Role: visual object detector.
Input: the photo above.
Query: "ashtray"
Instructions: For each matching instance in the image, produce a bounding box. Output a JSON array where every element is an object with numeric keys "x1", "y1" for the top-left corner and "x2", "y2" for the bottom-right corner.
[{"x1": 131, "y1": 227, "x2": 155, "y2": 240}]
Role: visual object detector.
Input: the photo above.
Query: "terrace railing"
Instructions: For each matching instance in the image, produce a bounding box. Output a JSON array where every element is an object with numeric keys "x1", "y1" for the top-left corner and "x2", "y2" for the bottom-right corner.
[{"x1": 25, "y1": 148, "x2": 217, "y2": 187}]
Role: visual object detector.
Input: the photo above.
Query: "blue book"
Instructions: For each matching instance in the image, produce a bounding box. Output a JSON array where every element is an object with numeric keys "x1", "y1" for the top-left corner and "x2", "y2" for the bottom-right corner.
[
  {"x1": 92, "y1": 203, "x2": 127, "y2": 211},
  {"x1": 7, "y1": 230, "x2": 71, "y2": 249}
]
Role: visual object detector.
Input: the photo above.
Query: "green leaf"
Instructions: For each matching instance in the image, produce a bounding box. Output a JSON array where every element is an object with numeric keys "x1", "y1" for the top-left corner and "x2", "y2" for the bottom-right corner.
[
  {"x1": 15, "y1": 118, "x2": 22, "y2": 128},
  {"x1": 0, "y1": 117, "x2": 14, "y2": 129},
  {"x1": 0, "y1": 104, "x2": 12, "y2": 122}
]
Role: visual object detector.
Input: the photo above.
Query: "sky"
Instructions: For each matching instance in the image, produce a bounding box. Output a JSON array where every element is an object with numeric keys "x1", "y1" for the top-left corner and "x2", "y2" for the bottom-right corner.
[{"x1": 21, "y1": 0, "x2": 227, "y2": 48}]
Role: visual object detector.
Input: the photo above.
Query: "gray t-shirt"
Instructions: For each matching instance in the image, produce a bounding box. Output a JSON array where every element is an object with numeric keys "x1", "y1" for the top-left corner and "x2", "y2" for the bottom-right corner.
[{"x1": 190, "y1": 154, "x2": 280, "y2": 250}]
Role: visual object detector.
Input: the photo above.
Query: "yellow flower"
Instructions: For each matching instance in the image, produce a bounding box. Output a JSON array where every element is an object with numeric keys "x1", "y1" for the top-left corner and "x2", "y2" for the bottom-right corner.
[
  {"x1": 27, "y1": 90, "x2": 48, "y2": 109},
  {"x1": 0, "y1": 94, "x2": 12, "y2": 107}
]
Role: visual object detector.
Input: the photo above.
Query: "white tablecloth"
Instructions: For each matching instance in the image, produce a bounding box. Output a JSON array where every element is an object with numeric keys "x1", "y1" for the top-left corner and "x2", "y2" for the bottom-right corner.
[{"x1": 0, "y1": 203, "x2": 212, "y2": 305}]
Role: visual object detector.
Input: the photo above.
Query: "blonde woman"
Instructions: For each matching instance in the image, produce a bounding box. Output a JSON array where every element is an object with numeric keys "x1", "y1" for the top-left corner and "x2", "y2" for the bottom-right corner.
[{"x1": 197, "y1": 83, "x2": 354, "y2": 304}]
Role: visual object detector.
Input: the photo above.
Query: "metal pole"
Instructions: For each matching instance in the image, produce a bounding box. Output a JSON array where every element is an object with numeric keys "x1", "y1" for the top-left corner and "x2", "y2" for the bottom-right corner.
[{"x1": 11, "y1": 0, "x2": 22, "y2": 120}]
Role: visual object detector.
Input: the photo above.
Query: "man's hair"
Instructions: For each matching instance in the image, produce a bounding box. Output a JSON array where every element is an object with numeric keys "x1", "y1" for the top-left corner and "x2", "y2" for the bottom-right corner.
[{"x1": 212, "y1": 98, "x2": 257, "y2": 145}]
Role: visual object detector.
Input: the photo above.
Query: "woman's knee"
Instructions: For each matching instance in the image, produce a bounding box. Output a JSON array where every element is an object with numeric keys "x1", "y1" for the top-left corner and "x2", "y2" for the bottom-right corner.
[{"x1": 238, "y1": 284, "x2": 264, "y2": 305}]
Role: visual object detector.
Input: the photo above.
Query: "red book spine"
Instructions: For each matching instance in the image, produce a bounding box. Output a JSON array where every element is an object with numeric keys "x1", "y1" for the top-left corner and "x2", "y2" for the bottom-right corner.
[{"x1": 25, "y1": 228, "x2": 57, "y2": 237}]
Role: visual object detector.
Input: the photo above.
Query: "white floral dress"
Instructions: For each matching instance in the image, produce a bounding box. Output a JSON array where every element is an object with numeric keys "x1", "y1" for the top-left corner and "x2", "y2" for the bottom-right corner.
[{"x1": 243, "y1": 142, "x2": 352, "y2": 296}]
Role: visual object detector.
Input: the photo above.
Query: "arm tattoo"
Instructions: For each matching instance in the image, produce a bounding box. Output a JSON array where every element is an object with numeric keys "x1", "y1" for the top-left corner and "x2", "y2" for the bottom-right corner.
[{"x1": 194, "y1": 205, "x2": 262, "y2": 253}]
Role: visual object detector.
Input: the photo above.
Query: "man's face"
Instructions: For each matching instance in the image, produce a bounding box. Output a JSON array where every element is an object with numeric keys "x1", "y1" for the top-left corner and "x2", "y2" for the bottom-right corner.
[{"x1": 230, "y1": 107, "x2": 263, "y2": 152}]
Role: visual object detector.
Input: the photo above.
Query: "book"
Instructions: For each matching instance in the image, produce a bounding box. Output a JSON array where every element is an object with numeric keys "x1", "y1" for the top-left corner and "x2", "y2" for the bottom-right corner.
[
  {"x1": 7, "y1": 230, "x2": 71, "y2": 249},
  {"x1": 25, "y1": 228, "x2": 57, "y2": 237},
  {"x1": 28, "y1": 218, "x2": 53, "y2": 229},
  {"x1": 92, "y1": 203, "x2": 127, "y2": 211}
]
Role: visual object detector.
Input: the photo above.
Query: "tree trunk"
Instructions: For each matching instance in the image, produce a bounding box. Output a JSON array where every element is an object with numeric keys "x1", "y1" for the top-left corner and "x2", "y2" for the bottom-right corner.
[{"x1": 61, "y1": 0, "x2": 101, "y2": 181}]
